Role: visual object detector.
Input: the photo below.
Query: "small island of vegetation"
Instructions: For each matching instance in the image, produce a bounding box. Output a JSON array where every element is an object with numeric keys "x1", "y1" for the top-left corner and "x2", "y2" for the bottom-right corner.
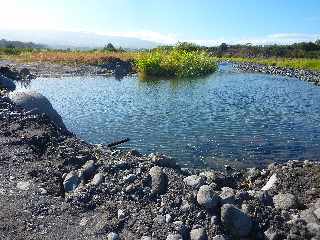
[{"x1": 136, "y1": 43, "x2": 218, "y2": 78}]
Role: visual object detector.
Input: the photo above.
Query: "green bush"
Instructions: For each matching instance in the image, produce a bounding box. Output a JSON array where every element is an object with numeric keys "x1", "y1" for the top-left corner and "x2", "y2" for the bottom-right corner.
[{"x1": 135, "y1": 49, "x2": 218, "y2": 78}]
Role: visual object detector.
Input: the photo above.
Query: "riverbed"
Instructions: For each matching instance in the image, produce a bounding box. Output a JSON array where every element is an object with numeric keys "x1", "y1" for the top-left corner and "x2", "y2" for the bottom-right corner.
[{"x1": 16, "y1": 64, "x2": 320, "y2": 169}]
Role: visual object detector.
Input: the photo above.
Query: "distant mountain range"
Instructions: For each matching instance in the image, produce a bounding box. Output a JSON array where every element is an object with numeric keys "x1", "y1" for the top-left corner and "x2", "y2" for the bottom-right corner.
[{"x1": 0, "y1": 29, "x2": 161, "y2": 49}]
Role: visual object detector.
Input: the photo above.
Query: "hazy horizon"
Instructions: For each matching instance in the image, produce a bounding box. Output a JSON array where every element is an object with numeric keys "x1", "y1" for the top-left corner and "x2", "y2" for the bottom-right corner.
[{"x1": 0, "y1": 0, "x2": 320, "y2": 48}]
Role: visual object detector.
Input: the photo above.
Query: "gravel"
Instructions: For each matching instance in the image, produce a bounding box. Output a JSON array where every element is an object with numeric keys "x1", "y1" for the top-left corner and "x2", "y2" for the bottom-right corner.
[{"x1": 1, "y1": 92, "x2": 320, "y2": 239}]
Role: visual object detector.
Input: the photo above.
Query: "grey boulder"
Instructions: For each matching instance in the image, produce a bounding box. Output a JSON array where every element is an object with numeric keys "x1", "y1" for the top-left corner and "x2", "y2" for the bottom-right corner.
[
  {"x1": 221, "y1": 204, "x2": 252, "y2": 238},
  {"x1": 149, "y1": 166, "x2": 167, "y2": 194},
  {"x1": 9, "y1": 91, "x2": 66, "y2": 129},
  {"x1": 197, "y1": 185, "x2": 220, "y2": 209},
  {"x1": 63, "y1": 171, "x2": 81, "y2": 192}
]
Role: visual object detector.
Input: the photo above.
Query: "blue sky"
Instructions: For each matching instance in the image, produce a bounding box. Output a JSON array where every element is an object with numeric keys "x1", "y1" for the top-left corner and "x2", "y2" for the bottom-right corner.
[{"x1": 1, "y1": 0, "x2": 320, "y2": 45}]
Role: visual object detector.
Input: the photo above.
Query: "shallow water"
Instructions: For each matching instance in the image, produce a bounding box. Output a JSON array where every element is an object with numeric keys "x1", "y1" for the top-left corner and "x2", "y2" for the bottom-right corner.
[{"x1": 17, "y1": 64, "x2": 320, "y2": 169}]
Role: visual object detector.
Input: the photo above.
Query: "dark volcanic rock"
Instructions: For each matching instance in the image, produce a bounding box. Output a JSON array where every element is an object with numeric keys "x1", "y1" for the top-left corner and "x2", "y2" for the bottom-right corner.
[{"x1": 1, "y1": 93, "x2": 320, "y2": 239}]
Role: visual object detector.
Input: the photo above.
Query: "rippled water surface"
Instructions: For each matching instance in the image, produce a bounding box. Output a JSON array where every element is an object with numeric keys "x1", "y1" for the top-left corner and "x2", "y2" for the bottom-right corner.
[{"x1": 18, "y1": 64, "x2": 320, "y2": 169}]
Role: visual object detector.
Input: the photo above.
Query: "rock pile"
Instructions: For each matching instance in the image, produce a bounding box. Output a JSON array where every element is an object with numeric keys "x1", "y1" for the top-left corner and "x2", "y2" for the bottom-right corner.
[
  {"x1": 235, "y1": 62, "x2": 320, "y2": 85},
  {"x1": 1, "y1": 94, "x2": 320, "y2": 239}
]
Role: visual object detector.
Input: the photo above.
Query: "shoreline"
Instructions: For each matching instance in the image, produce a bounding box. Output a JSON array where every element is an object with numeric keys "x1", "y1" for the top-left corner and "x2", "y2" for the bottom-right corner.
[
  {"x1": 1, "y1": 87, "x2": 320, "y2": 239},
  {"x1": 233, "y1": 61, "x2": 320, "y2": 85}
]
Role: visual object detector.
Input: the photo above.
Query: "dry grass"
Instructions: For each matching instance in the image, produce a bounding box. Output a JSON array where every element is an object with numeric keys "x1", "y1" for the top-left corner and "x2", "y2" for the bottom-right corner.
[{"x1": 0, "y1": 50, "x2": 139, "y2": 65}]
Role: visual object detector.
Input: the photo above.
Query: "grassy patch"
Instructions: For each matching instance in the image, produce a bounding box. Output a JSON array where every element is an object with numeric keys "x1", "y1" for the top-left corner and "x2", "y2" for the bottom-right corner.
[{"x1": 135, "y1": 49, "x2": 218, "y2": 78}]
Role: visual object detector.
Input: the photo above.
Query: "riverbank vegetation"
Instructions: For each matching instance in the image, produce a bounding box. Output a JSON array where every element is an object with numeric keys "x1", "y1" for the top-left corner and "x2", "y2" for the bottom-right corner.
[
  {"x1": 1, "y1": 39, "x2": 320, "y2": 75},
  {"x1": 135, "y1": 48, "x2": 218, "y2": 78}
]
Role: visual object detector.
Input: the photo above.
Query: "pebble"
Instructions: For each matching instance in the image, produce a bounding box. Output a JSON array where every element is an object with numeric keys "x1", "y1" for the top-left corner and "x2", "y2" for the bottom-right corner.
[
  {"x1": 300, "y1": 208, "x2": 318, "y2": 223},
  {"x1": 221, "y1": 204, "x2": 252, "y2": 238},
  {"x1": 16, "y1": 181, "x2": 30, "y2": 191},
  {"x1": 149, "y1": 166, "x2": 167, "y2": 194},
  {"x1": 261, "y1": 174, "x2": 277, "y2": 191},
  {"x1": 91, "y1": 172, "x2": 104, "y2": 186},
  {"x1": 183, "y1": 175, "x2": 205, "y2": 188},
  {"x1": 123, "y1": 173, "x2": 136, "y2": 183},
  {"x1": 78, "y1": 160, "x2": 96, "y2": 180},
  {"x1": 79, "y1": 217, "x2": 88, "y2": 226},
  {"x1": 107, "y1": 232, "x2": 120, "y2": 240},
  {"x1": 256, "y1": 191, "x2": 273, "y2": 206},
  {"x1": 117, "y1": 209, "x2": 126, "y2": 219},
  {"x1": 141, "y1": 237, "x2": 152, "y2": 240},
  {"x1": 273, "y1": 193, "x2": 298, "y2": 210},
  {"x1": 63, "y1": 171, "x2": 80, "y2": 192},
  {"x1": 39, "y1": 187, "x2": 47, "y2": 195},
  {"x1": 197, "y1": 185, "x2": 220, "y2": 209},
  {"x1": 166, "y1": 234, "x2": 183, "y2": 240},
  {"x1": 165, "y1": 214, "x2": 172, "y2": 223},
  {"x1": 314, "y1": 208, "x2": 320, "y2": 220},
  {"x1": 180, "y1": 199, "x2": 191, "y2": 212},
  {"x1": 190, "y1": 227, "x2": 207, "y2": 240},
  {"x1": 212, "y1": 236, "x2": 226, "y2": 240},
  {"x1": 219, "y1": 187, "x2": 235, "y2": 205}
]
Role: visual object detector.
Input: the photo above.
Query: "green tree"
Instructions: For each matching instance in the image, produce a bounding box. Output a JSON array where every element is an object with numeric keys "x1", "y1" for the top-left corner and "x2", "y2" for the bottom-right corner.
[{"x1": 104, "y1": 43, "x2": 116, "y2": 51}]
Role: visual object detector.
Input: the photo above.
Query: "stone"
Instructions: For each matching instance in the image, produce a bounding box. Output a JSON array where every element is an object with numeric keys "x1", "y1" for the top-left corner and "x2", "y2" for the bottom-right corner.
[
  {"x1": 107, "y1": 232, "x2": 120, "y2": 240},
  {"x1": 261, "y1": 174, "x2": 277, "y2": 191},
  {"x1": 264, "y1": 227, "x2": 285, "y2": 240},
  {"x1": 0, "y1": 75, "x2": 16, "y2": 91},
  {"x1": 39, "y1": 187, "x2": 47, "y2": 195},
  {"x1": 199, "y1": 171, "x2": 216, "y2": 184},
  {"x1": 63, "y1": 171, "x2": 80, "y2": 192},
  {"x1": 184, "y1": 175, "x2": 205, "y2": 189},
  {"x1": 190, "y1": 227, "x2": 207, "y2": 240},
  {"x1": 256, "y1": 191, "x2": 273, "y2": 206},
  {"x1": 123, "y1": 174, "x2": 136, "y2": 183},
  {"x1": 300, "y1": 208, "x2": 318, "y2": 223},
  {"x1": 307, "y1": 223, "x2": 320, "y2": 237},
  {"x1": 91, "y1": 172, "x2": 104, "y2": 186},
  {"x1": 154, "y1": 215, "x2": 166, "y2": 224},
  {"x1": 221, "y1": 204, "x2": 252, "y2": 238},
  {"x1": 247, "y1": 167, "x2": 261, "y2": 181},
  {"x1": 212, "y1": 236, "x2": 226, "y2": 240},
  {"x1": 314, "y1": 208, "x2": 320, "y2": 220},
  {"x1": 9, "y1": 91, "x2": 66, "y2": 129},
  {"x1": 79, "y1": 217, "x2": 88, "y2": 226},
  {"x1": 79, "y1": 160, "x2": 96, "y2": 180},
  {"x1": 210, "y1": 215, "x2": 219, "y2": 225},
  {"x1": 141, "y1": 237, "x2": 152, "y2": 240},
  {"x1": 180, "y1": 199, "x2": 191, "y2": 212},
  {"x1": 173, "y1": 221, "x2": 189, "y2": 239},
  {"x1": 149, "y1": 153, "x2": 177, "y2": 168},
  {"x1": 117, "y1": 209, "x2": 126, "y2": 219},
  {"x1": 166, "y1": 234, "x2": 183, "y2": 240},
  {"x1": 16, "y1": 181, "x2": 30, "y2": 191},
  {"x1": 165, "y1": 214, "x2": 172, "y2": 223},
  {"x1": 197, "y1": 185, "x2": 220, "y2": 209},
  {"x1": 219, "y1": 187, "x2": 235, "y2": 205},
  {"x1": 149, "y1": 166, "x2": 167, "y2": 194},
  {"x1": 273, "y1": 193, "x2": 298, "y2": 210}
]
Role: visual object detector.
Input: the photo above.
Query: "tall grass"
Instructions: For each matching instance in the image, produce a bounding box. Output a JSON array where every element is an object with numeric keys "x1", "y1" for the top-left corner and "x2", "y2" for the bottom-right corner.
[
  {"x1": 135, "y1": 49, "x2": 218, "y2": 78},
  {"x1": 0, "y1": 49, "x2": 137, "y2": 64}
]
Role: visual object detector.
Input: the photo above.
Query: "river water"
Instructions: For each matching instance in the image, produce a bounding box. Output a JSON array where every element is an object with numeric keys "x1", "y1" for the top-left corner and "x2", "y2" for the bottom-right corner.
[{"x1": 17, "y1": 64, "x2": 320, "y2": 169}]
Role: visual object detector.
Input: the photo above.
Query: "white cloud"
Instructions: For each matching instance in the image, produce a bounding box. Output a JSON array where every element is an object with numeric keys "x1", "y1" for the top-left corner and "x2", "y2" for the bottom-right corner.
[
  {"x1": 187, "y1": 33, "x2": 320, "y2": 46},
  {"x1": 96, "y1": 30, "x2": 178, "y2": 44}
]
